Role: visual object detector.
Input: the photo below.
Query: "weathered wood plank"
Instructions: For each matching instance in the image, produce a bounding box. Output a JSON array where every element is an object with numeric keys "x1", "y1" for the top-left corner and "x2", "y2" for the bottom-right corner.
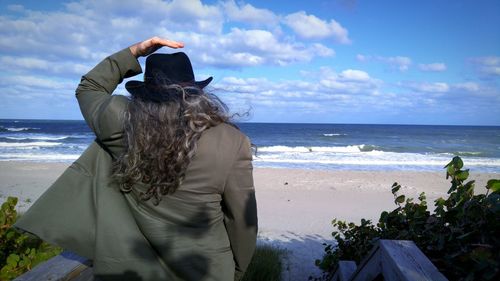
[
  {"x1": 332, "y1": 240, "x2": 448, "y2": 281},
  {"x1": 13, "y1": 251, "x2": 93, "y2": 281},
  {"x1": 379, "y1": 240, "x2": 448, "y2": 281},
  {"x1": 68, "y1": 267, "x2": 94, "y2": 281},
  {"x1": 332, "y1": 260, "x2": 357, "y2": 281},
  {"x1": 349, "y1": 241, "x2": 382, "y2": 281}
]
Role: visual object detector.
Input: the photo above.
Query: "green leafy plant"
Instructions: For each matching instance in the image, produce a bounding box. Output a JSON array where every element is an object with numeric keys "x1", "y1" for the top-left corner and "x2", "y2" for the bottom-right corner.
[
  {"x1": 313, "y1": 156, "x2": 499, "y2": 281},
  {"x1": 0, "y1": 197, "x2": 62, "y2": 280}
]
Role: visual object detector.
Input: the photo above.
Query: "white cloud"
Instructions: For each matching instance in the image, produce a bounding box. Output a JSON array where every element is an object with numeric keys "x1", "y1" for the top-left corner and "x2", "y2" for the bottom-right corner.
[
  {"x1": 312, "y1": 43, "x2": 336, "y2": 57},
  {"x1": 216, "y1": 76, "x2": 322, "y2": 114},
  {"x1": 67, "y1": 0, "x2": 224, "y2": 34},
  {"x1": 470, "y1": 56, "x2": 500, "y2": 76},
  {"x1": 382, "y1": 56, "x2": 412, "y2": 71},
  {"x1": 7, "y1": 4, "x2": 25, "y2": 12},
  {"x1": 357, "y1": 54, "x2": 412, "y2": 71},
  {"x1": 166, "y1": 28, "x2": 334, "y2": 67},
  {"x1": 283, "y1": 11, "x2": 351, "y2": 44},
  {"x1": 398, "y1": 80, "x2": 496, "y2": 102},
  {"x1": 472, "y1": 56, "x2": 500, "y2": 66},
  {"x1": 419, "y1": 63, "x2": 447, "y2": 72},
  {"x1": 217, "y1": 66, "x2": 381, "y2": 108},
  {"x1": 0, "y1": 56, "x2": 91, "y2": 75},
  {"x1": 0, "y1": 75, "x2": 73, "y2": 90},
  {"x1": 453, "y1": 82, "x2": 480, "y2": 92},
  {"x1": 487, "y1": 67, "x2": 500, "y2": 75},
  {"x1": 407, "y1": 82, "x2": 450, "y2": 93},
  {"x1": 356, "y1": 54, "x2": 367, "y2": 62},
  {"x1": 0, "y1": 0, "x2": 337, "y2": 71},
  {"x1": 319, "y1": 69, "x2": 381, "y2": 94},
  {"x1": 223, "y1": 0, "x2": 279, "y2": 27},
  {"x1": 0, "y1": 0, "x2": 225, "y2": 61},
  {"x1": 339, "y1": 69, "x2": 371, "y2": 81},
  {"x1": 218, "y1": 77, "x2": 269, "y2": 93},
  {"x1": 0, "y1": 56, "x2": 49, "y2": 70}
]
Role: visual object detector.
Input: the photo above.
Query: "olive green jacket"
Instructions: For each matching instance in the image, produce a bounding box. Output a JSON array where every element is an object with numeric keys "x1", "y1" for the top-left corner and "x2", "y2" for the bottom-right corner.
[{"x1": 14, "y1": 48, "x2": 257, "y2": 281}]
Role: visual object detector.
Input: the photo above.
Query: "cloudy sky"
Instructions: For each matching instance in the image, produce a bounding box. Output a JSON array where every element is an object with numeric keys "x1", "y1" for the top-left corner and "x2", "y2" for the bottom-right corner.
[{"x1": 0, "y1": 0, "x2": 499, "y2": 125}]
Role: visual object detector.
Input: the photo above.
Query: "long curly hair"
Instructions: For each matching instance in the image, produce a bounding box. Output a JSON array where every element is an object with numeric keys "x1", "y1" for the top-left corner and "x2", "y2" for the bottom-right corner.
[{"x1": 113, "y1": 84, "x2": 230, "y2": 205}]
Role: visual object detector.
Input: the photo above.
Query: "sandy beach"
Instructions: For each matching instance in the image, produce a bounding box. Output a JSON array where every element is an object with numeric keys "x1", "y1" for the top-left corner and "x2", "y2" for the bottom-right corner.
[{"x1": 1, "y1": 161, "x2": 498, "y2": 280}]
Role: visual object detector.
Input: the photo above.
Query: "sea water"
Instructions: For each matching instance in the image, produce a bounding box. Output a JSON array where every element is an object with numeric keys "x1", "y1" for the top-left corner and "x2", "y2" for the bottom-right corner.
[{"x1": 1, "y1": 120, "x2": 499, "y2": 172}]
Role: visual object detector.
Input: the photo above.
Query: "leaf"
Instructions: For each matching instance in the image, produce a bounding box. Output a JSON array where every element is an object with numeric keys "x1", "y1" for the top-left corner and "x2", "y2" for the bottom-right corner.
[
  {"x1": 7, "y1": 196, "x2": 18, "y2": 206},
  {"x1": 465, "y1": 181, "x2": 475, "y2": 196},
  {"x1": 486, "y1": 179, "x2": 500, "y2": 193},
  {"x1": 391, "y1": 183, "x2": 400, "y2": 194},
  {"x1": 418, "y1": 192, "x2": 426, "y2": 202},
  {"x1": 379, "y1": 211, "x2": 388, "y2": 222},
  {"x1": 18, "y1": 258, "x2": 27, "y2": 268},
  {"x1": 455, "y1": 170, "x2": 469, "y2": 181},
  {"x1": 6, "y1": 254, "x2": 20, "y2": 266},
  {"x1": 469, "y1": 247, "x2": 492, "y2": 262},
  {"x1": 447, "y1": 164, "x2": 455, "y2": 176},
  {"x1": 452, "y1": 156, "x2": 464, "y2": 169},
  {"x1": 5, "y1": 229, "x2": 17, "y2": 240},
  {"x1": 435, "y1": 197, "x2": 446, "y2": 206},
  {"x1": 395, "y1": 195, "x2": 405, "y2": 204}
]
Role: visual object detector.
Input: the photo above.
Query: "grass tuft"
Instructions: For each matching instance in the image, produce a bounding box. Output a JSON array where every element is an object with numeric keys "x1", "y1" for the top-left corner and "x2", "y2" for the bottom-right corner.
[{"x1": 243, "y1": 244, "x2": 286, "y2": 281}]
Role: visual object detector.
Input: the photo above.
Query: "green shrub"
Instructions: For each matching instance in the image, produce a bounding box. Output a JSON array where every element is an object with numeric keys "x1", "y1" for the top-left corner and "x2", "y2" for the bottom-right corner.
[
  {"x1": 0, "y1": 197, "x2": 62, "y2": 280},
  {"x1": 313, "y1": 156, "x2": 500, "y2": 281},
  {"x1": 243, "y1": 244, "x2": 286, "y2": 281}
]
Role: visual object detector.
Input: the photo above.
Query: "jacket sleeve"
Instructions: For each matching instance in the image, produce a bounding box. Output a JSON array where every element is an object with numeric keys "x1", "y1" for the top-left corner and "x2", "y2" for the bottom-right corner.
[
  {"x1": 75, "y1": 48, "x2": 142, "y2": 156},
  {"x1": 222, "y1": 136, "x2": 258, "y2": 280}
]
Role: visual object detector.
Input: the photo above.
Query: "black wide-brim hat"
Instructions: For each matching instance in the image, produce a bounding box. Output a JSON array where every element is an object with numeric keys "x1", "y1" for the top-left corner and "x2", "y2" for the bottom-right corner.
[{"x1": 125, "y1": 52, "x2": 212, "y2": 102}]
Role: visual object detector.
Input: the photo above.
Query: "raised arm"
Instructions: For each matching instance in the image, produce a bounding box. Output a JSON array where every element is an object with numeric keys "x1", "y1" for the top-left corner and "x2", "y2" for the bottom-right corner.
[{"x1": 75, "y1": 37, "x2": 184, "y2": 156}]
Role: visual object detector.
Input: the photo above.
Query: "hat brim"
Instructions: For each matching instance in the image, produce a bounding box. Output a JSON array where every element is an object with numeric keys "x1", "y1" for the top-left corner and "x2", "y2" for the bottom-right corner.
[
  {"x1": 195, "y1": 76, "x2": 213, "y2": 89},
  {"x1": 125, "y1": 77, "x2": 213, "y2": 97}
]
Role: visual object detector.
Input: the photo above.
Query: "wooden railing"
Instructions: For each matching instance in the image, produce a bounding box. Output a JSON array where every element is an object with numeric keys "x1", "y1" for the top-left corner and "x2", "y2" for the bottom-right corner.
[{"x1": 332, "y1": 240, "x2": 448, "y2": 281}]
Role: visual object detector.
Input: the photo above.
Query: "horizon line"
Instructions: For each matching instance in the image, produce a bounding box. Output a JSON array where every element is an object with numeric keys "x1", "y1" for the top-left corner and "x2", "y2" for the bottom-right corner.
[{"x1": 1, "y1": 118, "x2": 499, "y2": 127}]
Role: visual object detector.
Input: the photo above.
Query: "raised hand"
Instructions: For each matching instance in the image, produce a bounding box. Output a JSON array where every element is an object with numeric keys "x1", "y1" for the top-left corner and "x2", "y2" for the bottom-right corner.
[{"x1": 129, "y1": 36, "x2": 184, "y2": 58}]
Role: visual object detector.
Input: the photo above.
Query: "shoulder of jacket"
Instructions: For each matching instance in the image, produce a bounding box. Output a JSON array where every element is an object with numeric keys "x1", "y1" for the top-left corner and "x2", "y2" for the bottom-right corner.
[
  {"x1": 211, "y1": 123, "x2": 247, "y2": 139},
  {"x1": 201, "y1": 123, "x2": 250, "y2": 154}
]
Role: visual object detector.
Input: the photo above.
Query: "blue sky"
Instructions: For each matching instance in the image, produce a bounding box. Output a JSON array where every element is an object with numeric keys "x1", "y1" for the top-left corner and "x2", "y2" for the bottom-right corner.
[{"x1": 0, "y1": 0, "x2": 499, "y2": 125}]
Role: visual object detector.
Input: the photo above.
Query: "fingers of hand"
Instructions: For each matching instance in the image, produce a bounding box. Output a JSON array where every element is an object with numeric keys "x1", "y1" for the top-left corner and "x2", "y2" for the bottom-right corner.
[{"x1": 150, "y1": 36, "x2": 184, "y2": 49}]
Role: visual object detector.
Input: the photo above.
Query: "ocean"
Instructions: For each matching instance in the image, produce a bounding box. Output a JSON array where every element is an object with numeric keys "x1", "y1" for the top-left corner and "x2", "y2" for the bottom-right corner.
[{"x1": 1, "y1": 119, "x2": 499, "y2": 172}]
